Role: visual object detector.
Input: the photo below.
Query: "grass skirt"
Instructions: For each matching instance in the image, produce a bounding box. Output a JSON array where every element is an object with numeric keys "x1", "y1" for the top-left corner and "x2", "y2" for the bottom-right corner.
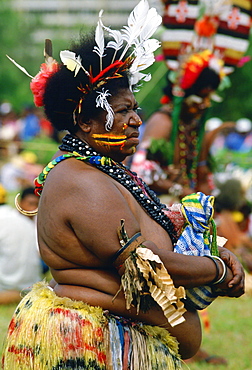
[{"x1": 1, "y1": 281, "x2": 182, "y2": 370}]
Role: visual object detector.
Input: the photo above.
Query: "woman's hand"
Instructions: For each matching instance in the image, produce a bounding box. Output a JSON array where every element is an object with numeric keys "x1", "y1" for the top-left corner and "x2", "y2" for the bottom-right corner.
[{"x1": 217, "y1": 247, "x2": 245, "y2": 297}]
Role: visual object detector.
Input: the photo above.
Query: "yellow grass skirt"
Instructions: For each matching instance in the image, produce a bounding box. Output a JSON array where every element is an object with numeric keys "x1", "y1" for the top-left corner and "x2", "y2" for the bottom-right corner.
[{"x1": 1, "y1": 281, "x2": 182, "y2": 370}]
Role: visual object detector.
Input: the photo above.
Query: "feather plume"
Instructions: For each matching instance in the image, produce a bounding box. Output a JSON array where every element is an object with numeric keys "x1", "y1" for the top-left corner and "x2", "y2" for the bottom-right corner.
[
  {"x1": 60, "y1": 50, "x2": 90, "y2": 77},
  {"x1": 130, "y1": 72, "x2": 151, "y2": 87},
  {"x1": 120, "y1": 0, "x2": 150, "y2": 59},
  {"x1": 93, "y1": 10, "x2": 105, "y2": 71},
  {"x1": 98, "y1": 12, "x2": 124, "y2": 63},
  {"x1": 6, "y1": 55, "x2": 34, "y2": 79},
  {"x1": 129, "y1": 38, "x2": 160, "y2": 86},
  {"x1": 138, "y1": 8, "x2": 162, "y2": 43},
  {"x1": 107, "y1": 30, "x2": 124, "y2": 62}
]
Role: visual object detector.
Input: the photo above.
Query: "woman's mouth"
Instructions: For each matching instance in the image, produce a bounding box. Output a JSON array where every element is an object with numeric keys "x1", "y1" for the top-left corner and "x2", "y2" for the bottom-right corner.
[{"x1": 127, "y1": 132, "x2": 139, "y2": 145}]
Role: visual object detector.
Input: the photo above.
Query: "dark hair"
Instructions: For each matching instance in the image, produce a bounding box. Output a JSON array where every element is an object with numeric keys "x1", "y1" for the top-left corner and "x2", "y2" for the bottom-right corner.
[
  {"x1": 163, "y1": 67, "x2": 221, "y2": 99},
  {"x1": 43, "y1": 31, "x2": 130, "y2": 133},
  {"x1": 214, "y1": 179, "x2": 244, "y2": 212},
  {"x1": 20, "y1": 186, "x2": 36, "y2": 200}
]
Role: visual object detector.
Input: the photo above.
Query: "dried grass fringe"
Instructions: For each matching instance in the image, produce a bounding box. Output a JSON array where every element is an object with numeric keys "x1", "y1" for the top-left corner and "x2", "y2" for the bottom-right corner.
[{"x1": 2, "y1": 281, "x2": 182, "y2": 370}]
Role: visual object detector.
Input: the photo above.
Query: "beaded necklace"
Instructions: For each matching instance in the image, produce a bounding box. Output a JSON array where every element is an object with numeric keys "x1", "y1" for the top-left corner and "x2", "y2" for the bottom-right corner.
[
  {"x1": 170, "y1": 95, "x2": 207, "y2": 190},
  {"x1": 35, "y1": 133, "x2": 177, "y2": 245},
  {"x1": 178, "y1": 124, "x2": 199, "y2": 189}
]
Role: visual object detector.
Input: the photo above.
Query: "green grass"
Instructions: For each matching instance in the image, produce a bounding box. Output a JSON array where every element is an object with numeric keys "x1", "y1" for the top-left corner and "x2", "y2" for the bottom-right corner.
[
  {"x1": 181, "y1": 295, "x2": 252, "y2": 370},
  {"x1": 0, "y1": 294, "x2": 251, "y2": 369}
]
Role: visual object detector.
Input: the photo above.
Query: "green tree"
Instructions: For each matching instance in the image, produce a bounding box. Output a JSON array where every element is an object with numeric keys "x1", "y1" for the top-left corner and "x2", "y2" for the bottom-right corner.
[{"x1": 0, "y1": 0, "x2": 40, "y2": 110}]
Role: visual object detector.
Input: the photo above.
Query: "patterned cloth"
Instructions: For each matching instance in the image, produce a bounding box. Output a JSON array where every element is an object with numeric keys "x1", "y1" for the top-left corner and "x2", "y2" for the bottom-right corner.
[
  {"x1": 174, "y1": 192, "x2": 216, "y2": 256},
  {"x1": 173, "y1": 192, "x2": 219, "y2": 310},
  {"x1": 1, "y1": 281, "x2": 182, "y2": 370}
]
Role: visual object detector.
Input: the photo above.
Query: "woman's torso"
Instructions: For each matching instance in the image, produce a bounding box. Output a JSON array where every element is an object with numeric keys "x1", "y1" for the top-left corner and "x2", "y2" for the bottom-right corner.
[{"x1": 37, "y1": 154, "x2": 201, "y2": 357}]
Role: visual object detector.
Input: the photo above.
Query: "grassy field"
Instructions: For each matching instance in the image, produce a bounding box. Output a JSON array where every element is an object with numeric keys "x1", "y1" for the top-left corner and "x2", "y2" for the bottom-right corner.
[{"x1": 0, "y1": 293, "x2": 251, "y2": 369}]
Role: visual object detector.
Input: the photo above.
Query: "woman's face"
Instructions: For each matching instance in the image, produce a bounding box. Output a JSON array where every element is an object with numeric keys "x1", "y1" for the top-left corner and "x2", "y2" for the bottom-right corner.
[{"x1": 84, "y1": 88, "x2": 142, "y2": 162}]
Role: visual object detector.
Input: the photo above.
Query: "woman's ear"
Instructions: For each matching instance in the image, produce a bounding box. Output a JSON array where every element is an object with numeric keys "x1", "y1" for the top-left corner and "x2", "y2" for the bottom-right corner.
[{"x1": 78, "y1": 119, "x2": 92, "y2": 133}]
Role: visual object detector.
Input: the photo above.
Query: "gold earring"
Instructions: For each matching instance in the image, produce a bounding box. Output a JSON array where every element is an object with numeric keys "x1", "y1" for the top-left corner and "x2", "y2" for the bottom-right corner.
[{"x1": 15, "y1": 193, "x2": 38, "y2": 217}]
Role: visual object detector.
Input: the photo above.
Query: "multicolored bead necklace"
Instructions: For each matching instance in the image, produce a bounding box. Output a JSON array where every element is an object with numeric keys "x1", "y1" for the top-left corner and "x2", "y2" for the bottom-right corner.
[{"x1": 35, "y1": 133, "x2": 177, "y2": 245}]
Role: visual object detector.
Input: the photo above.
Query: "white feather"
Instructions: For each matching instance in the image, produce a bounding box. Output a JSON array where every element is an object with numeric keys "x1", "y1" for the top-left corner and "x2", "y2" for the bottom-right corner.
[
  {"x1": 107, "y1": 30, "x2": 124, "y2": 52},
  {"x1": 129, "y1": 39, "x2": 160, "y2": 86},
  {"x1": 120, "y1": 0, "x2": 150, "y2": 59},
  {"x1": 130, "y1": 39, "x2": 160, "y2": 75},
  {"x1": 130, "y1": 71, "x2": 151, "y2": 86},
  {"x1": 93, "y1": 10, "x2": 105, "y2": 70},
  {"x1": 6, "y1": 55, "x2": 34, "y2": 79},
  {"x1": 138, "y1": 8, "x2": 162, "y2": 43},
  {"x1": 142, "y1": 39, "x2": 161, "y2": 54},
  {"x1": 98, "y1": 13, "x2": 124, "y2": 54},
  {"x1": 60, "y1": 50, "x2": 90, "y2": 77}
]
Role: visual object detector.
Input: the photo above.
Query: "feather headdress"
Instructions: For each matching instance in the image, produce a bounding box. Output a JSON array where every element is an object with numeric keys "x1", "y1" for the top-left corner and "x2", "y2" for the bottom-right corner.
[
  {"x1": 7, "y1": 0, "x2": 161, "y2": 129},
  {"x1": 59, "y1": 0, "x2": 161, "y2": 128}
]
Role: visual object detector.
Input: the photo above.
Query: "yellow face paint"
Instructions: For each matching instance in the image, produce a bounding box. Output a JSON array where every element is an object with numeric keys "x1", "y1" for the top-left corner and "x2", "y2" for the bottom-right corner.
[{"x1": 92, "y1": 133, "x2": 127, "y2": 147}]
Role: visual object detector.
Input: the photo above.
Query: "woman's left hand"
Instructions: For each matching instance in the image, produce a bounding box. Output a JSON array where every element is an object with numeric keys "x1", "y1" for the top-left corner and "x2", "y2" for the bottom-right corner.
[{"x1": 218, "y1": 247, "x2": 245, "y2": 297}]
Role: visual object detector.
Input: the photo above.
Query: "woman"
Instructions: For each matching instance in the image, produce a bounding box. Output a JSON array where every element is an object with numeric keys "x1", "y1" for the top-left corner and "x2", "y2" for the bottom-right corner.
[{"x1": 2, "y1": 1, "x2": 244, "y2": 369}]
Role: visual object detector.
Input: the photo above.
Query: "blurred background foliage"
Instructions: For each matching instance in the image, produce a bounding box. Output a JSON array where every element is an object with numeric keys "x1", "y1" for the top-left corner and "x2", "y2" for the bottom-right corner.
[{"x1": 0, "y1": 0, "x2": 252, "y2": 121}]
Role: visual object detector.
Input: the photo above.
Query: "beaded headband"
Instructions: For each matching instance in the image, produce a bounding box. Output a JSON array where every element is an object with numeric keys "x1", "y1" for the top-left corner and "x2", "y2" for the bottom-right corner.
[{"x1": 7, "y1": 0, "x2": 162, "y2": 130}]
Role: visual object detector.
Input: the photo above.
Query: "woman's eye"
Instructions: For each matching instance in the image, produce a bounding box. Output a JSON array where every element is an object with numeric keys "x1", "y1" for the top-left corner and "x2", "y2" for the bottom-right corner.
[
  {"x1": 117, "y1": 109, "x2": 128, "y2": 115},
  {"x1": 117, "y1": 106, "x2": 139, "y2": 114}
]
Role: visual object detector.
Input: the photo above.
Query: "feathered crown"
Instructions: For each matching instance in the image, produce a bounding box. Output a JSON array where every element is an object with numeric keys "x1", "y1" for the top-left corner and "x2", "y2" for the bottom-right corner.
[{"x1": 7, "y1": 0, "x2": 162, "y2": 130}]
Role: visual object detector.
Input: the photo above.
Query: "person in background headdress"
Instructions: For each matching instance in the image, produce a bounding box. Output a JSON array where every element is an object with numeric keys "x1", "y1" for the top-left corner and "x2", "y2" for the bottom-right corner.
[
  {"x1": 131, "y1": 0, "x2": 252, "y2": 204},
  {"x1": 131, "y1": 0, "x2": 251, "y2": 365},
  {"x1": 131, "y1": 49, "x2": 230, "y2": 202},
  {"x1": 2, "y1": 1, "x2": 244, "y2": 369}
]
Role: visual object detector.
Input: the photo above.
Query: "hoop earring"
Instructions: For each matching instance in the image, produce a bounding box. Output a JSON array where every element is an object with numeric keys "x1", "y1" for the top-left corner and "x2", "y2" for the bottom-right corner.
[{"x1": 15, "y1": 193, "x2": 38, "y2": 217}]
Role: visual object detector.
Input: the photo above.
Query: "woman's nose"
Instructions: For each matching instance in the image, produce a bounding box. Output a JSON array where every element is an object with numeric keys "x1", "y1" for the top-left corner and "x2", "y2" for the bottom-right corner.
[{"x1": 129, "y1": 113, "x2": 142, "y2": 127}]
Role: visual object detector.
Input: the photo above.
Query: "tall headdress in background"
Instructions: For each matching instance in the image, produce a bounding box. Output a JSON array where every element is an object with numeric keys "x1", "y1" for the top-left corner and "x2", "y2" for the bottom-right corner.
[
  {"x1": 161, "y1": 0, "x2": 252, "y2": 69},
  {"x1": 157, "y1": 0, "x2": 251, "y2": 188},
  {"x1": 160, "y1": 0, "x2": 251, "y2": 100}
]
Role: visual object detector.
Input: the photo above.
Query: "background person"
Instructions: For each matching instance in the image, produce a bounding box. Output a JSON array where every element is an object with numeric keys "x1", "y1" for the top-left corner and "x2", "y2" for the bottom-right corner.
[
  {"x1": 17, "y1": 185, "x2": 49, "y2": 274},
  {"x1": 131, "y1": 0, "x2": 252, "y2": 365},
  {"x1": 0, "y1": 184, "x2": 41, "y2": 305}
]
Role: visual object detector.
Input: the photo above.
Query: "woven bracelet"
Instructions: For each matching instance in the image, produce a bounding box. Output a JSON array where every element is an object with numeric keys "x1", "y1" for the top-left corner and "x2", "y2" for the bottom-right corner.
[{"x1": 204, "y1": 255, "x2": 220, "y2": 284}]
